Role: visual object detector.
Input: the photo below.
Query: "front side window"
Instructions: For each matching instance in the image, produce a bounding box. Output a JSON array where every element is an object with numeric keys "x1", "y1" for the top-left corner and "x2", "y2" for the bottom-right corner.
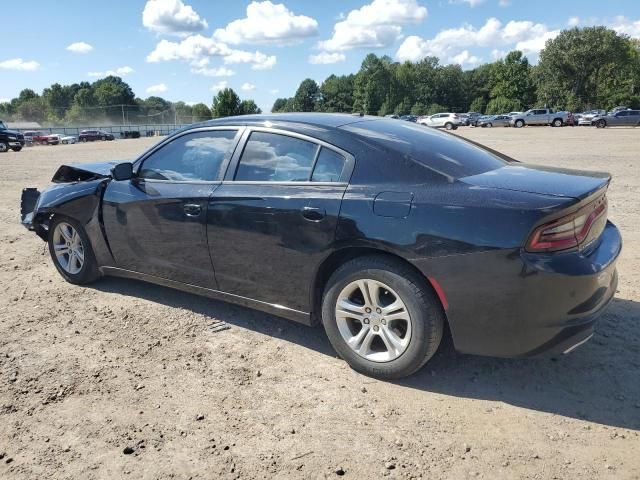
[
  {"x1": 139, "y1": 130, "x2": 237, "y2": 181},
  {"x1": 235, "y1": 132, "x2": 319, "y2": 182}
]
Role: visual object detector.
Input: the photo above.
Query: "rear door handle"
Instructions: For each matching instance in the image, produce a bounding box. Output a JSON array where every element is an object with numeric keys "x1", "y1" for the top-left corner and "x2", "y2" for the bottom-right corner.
[
  {"x1": 302, "y1": 206, "x2": 326, "y2": 221},
  {"x1": 184, "y1": 203, "x2": 202, "y2": 217}
]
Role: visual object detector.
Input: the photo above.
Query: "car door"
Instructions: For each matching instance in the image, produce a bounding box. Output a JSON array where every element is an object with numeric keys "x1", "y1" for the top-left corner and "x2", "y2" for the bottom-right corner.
[
  {"x1": 628, "y1": 111, "x2": 640, "y2": 126},
  {"x1": 102, "y1": 127, "x2": 241, "y2": 288},
  {"x1": 206, "y1": 128, "x2": 354, "y2": 313}
]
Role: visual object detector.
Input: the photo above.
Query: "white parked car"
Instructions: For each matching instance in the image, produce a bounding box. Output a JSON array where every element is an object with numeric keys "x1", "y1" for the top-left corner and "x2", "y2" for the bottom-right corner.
[
  {"x1": 61, "y1": 135, "x2": 77, "y2": 144},
  {"x1": 417, "y1": 113, "x2": 461, "y2": 130}
]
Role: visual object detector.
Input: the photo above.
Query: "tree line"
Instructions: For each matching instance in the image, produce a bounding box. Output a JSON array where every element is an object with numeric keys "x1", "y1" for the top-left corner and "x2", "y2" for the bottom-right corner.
[
  {"x1": 273, "y1": 27, "x2": 640, "y2": 116},
  {"x1": 0, "y1": 76, "x2": 260, "y2": 126}
]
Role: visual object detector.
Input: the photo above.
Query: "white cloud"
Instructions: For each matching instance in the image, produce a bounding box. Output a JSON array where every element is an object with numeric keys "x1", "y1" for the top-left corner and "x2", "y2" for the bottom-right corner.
[
  {"x1": 611, "y1": 16, "x2": 640, "y2": 38},
  {"x1": 450, "y1": 0, "x2": 485, "y2": 7},
  {"x1": 241, "y1": 82, "x2": 256, "y2": 91},
  {"x1": 146, "y1": 83, "x2": 168, "y2": 94},
  {"x1": 0, "y1": 58, "x2": 40, "y2": 71},
  {"x1": 0, "y1": 98, "x2": 10, "y2": 103},
  {"x1": 66, "y1": 42, "x2": 94, "y2": 54},
  {"x1": 498, "y1": 0, "x2": 511, "y2": 6},
  {"x1": 142, "y1": 0, "x2": 208, "y2": 36},
  {"x1": 88, "y1": 66, "x2": 134, "y2": 77},
  {"x1": 396, "y1": 17, "x2": 557, "y2": 63},
  {"x1": 567, "y1": 16, "x2": 580, "y2": 27},
  {"x1": 318, "y1": 0, "x2": 427, "y2": 51},
  {"x1": 269, "y1": 89, "x2": 279, "y2": 95},
  {"x1": 191, "y1": 65, "x2": 235, "y2": 77},
  {"x1": 491, "y1": 48, "x2": 507, "y2": 59},
  {"x1": 146, "y1": 35, "x2": 276, "y2": 69},
  {"x1": 214, "y1": 1, "x2": 318, "y2": 46},
  {"x1": 224, "y1": 49, "x2": 277, "y2": 69},
  {"x1": 211, "y1": 80, "x2": 228, "y2": 92},
  {"x1": 449, "y1": 50, "x2": 481, "y2": 66},
  {"x1": 308, "y1": 52, "x2": 346, "y2": 64}
]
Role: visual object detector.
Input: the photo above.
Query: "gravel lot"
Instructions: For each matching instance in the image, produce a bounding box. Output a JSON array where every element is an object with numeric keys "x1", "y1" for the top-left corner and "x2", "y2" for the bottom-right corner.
[{"x1": 1, "y1": 127, "x2": 639, "y2": 479}]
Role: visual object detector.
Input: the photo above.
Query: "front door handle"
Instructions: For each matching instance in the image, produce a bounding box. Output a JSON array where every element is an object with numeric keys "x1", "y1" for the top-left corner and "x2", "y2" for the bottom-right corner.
[
  {"x1": 184, "y1": 203, "x2": 202, "y2": 217},
  {"x1": 302, "y1": 206, "x2": 326, "y2": 221}
]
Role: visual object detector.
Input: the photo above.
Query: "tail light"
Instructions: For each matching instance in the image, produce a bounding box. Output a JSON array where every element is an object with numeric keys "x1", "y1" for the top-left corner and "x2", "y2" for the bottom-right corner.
[{"x1": 526, "y1": 195, "x2": 608, "y2": 252}]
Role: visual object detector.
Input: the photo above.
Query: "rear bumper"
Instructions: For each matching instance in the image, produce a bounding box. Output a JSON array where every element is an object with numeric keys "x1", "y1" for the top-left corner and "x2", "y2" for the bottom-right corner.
[{"x1": 419, "y1": 221, "x2": 622, "y2": 358}]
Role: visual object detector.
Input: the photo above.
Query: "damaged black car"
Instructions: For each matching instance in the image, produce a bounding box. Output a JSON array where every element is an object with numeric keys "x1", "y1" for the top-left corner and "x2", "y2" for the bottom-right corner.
[{"x1": 21, "y1": 114, "x2": 621, "y2": 379}]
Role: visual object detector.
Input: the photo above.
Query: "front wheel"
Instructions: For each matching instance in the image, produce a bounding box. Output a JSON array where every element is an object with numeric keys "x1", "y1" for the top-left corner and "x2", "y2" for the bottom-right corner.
[
  {"x1": 444, "y1": 122, "x2": 453, "y2": 130},
  {"x1": 48, "y1": 216, "x2": 101, "y2": 285},
  {"x1": 514, "y1": 119, "x2": 524, "y2": 128},
  {"x1": 11, "y1": 147, "x2": 22, "y2": 152},
  {"x1": 596, "y1": 120, "x2": 606, "y2": 129},
  {"x1": 322, "y1": 256, "x2": 444, "y2": 380},
  {"x1": 486, "y1": 123, "x2": 493, "y2": 128},
  {"x1": 0, "y1": 142, "x2": 8, "y2": 153}
]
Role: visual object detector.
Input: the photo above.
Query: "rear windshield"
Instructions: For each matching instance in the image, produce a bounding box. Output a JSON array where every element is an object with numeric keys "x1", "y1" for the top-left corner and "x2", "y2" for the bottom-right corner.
[{"x1": 341, "y1": 119, "x2": 507, "y2": 181}]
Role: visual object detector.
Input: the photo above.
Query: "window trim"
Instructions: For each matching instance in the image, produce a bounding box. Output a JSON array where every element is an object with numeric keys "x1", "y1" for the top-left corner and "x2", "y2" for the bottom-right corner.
[
  {"x1": 133, "y1": 126, "x2": 245, "y2": 184},
  {"x1": 224, "y1": 127, "x2": 355, "y2": 185}
]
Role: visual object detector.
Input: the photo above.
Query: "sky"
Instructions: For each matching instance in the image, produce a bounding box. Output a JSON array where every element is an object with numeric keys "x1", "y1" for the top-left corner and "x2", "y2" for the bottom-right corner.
[{"x1": 1, "y1": 0, "x2": 639, "y2": 112}]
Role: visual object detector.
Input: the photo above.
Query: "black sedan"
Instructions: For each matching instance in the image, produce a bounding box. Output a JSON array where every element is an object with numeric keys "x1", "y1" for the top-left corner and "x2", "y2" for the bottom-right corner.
[
  {"x1": 79, "y1": 130, "x2": 115, "y2": 142},
  {"x1": 21, "y1": 114, "x2": 621, "y2": 379}
]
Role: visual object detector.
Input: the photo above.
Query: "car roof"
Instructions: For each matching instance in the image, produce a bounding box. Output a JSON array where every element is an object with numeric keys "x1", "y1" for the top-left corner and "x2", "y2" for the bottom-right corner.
[{"x1": 197, "y1": 113, "x2": 374, "y2": 130}]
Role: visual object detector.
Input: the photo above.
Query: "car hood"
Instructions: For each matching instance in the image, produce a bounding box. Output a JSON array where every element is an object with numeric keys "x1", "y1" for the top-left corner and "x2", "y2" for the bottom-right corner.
[
  {"x1": 51, "y1": 161, "x2": 118, "y2": 183},
  {"x1": 1, "y1": 128, "x2": 23, "y2": 136},
  {"x1": 461, "y1": 164, "x2": 610, "y2": 200}
]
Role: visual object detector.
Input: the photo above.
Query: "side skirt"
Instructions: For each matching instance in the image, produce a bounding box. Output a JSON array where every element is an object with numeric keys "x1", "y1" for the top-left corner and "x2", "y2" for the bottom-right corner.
[{"x1": 99, "y1": 266, "x2": 312, "y2": 326}]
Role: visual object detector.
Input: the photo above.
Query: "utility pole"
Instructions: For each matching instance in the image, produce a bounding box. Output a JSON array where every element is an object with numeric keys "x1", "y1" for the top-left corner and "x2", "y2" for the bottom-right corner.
[{"x1": 121, "y1": 104, "x2": 125, "y2": 126}]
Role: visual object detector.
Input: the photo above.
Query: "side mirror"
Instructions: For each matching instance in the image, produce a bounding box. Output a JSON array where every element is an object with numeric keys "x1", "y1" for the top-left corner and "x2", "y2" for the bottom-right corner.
[{"x1": 111, "y1": 162, "x2": 134, "y2": 181}]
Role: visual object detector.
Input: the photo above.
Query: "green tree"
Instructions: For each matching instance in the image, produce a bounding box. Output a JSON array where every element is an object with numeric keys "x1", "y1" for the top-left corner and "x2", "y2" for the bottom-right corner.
[
  {"x1": 271, "y1": 98, "x2": 289, "y2": 112},
  {"x1": 353, "y1": 54, "x2": 392, "y2": 114},
  {"x1": 490, "y1": 51, "x2": 535, "y2": 109},
  {"x1": 318, "y1": 74, "x2": 354, "y2": 113},
  {"x1": 485, "y1": 97, "x2": 522, "y2": 114},
  {"x1": 191, "y1": 103, "x2": 212, "y2": 121},
  {"x1": 239, "y1": 99, "x2": 262, "y2": 115},
  {"x1": 212, "y1": 88, "x2": 241, "y2": 118},
  {"x1": 293, "y1": 79, "x2": 320, "y2": 112}
]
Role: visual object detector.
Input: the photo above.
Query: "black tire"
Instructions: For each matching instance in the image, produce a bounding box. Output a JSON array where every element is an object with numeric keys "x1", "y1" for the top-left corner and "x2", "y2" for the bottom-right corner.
[
  {"x1": 552, "y1": 118, "x2": 563, "y2": 127},
  {"x1": 101, "y1": 136, "x2": 106, "y2": 141},
  {"x1": 514, "y1": 119, "x2": 524, "y2": 128},
  {"x1": 596, "y1": 119, "x2": 606, "y2": 129},
  {"x1": 321, "y1": 256, "x2": 444, "y2": 380},
  {"x1": 486, "y1": 123, "x2": 493, "y2": 128},
  {"x1": 81, "y1": 137, "x2": 88, "y2": 143},
  {"x1": 0, "y1": 141, "x2": 8, "y2": 153},
  {"x1": 11, "y1": 147, "x2": 22, "y2": 152},
  {"x1": 444, "y1": 122, "x2": 453, "y2": 130},
  {"x1": 48, "y1": 216, "x2": 101, "y2": 285}
]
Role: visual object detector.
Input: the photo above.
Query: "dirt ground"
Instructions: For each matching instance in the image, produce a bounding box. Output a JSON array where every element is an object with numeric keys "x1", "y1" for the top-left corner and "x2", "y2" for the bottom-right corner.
[{"x1": 1, "y1": 127, "x2": 639, "y2": 480}]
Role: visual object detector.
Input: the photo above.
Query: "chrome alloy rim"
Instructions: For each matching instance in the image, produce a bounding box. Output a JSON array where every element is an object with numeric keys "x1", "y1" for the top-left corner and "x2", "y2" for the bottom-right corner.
[
  {"x1": 52, "y1": 222, "x2": 85, "y2": 274},
  {"x1": 335, "y1": 279, "x2": 412, "y2": 362}
]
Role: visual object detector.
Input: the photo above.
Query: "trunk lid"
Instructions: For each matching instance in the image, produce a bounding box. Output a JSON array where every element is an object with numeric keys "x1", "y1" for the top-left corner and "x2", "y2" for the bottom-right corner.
[{"x1": 461, "y1": 164, "x2": 610, "y2": 200}]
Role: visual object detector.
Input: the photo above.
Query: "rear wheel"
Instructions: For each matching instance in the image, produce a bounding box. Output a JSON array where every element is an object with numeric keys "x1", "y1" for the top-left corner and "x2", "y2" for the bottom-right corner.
[
  {"x1": 11, "y1": 147, "x2": 22, "y2": 152},
  {"x1": 48, "y1": 216, "x2": 100, "y2": 285},
  {"x1": 552, "y1": 118, "x2": 563, "y2": 127},
  {"x1": 444, "y1": 122, "x2": 453, "y2": 130},
  {"x1": 101, "y1": 136, "x2": 106, "y2": 141},
  {"x1": 486, "y1": 122, "x2": 493, "y2": 128},
  {"x1": 322, "y1": 256, "x2": 444, "y2": 379},
  {"x1": 515, "y1": 119, "x2": 524, "y2": 128},
  {"x1": 81, "y1": 137, "x2": 87, "y2": 143}
]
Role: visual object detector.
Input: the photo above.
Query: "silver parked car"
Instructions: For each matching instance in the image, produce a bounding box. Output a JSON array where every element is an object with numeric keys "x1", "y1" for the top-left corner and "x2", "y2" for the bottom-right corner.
[
  {"x1": 510, "y1": 109, "x2": 570, "y2": 127},
  {"x1": 478, "y1": 115, "x2": 511, "y2": 128},
  {"x1": 417, "y1": 113, "x2": 462, "y2": 130},
  {"x1": 593, "y1": 110, "x2": 640, "y2": 128}
]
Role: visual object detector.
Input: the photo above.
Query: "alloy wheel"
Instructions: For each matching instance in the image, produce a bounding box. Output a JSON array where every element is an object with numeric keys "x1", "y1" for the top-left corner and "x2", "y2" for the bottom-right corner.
[
  {"x1": 335, "y1": 279, "x2": 412, "y2": 362},
  {"x1": 52, "y1": 222, "x2": 85, "y2": 274}
]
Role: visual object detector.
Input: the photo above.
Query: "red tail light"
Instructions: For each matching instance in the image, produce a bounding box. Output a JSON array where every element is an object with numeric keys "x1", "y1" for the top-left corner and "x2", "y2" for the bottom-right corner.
[{"x1": 527, "y1": 195, "x2": 608, "y2": 252}]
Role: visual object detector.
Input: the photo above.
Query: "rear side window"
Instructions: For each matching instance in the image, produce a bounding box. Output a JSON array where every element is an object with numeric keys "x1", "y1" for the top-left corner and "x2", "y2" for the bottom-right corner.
[
  {"x1": 139, "y1": 130, "x2": 237, "y2": 181},
  {"x1": 235, "y1": 132, "x2": 319, "y2": 182},
  {"x1": 342, "y1": 120, "x2": 507, "y2": 181},
  {"x1": 312, "y1": 148, "x2": 346, "y2": 182}
]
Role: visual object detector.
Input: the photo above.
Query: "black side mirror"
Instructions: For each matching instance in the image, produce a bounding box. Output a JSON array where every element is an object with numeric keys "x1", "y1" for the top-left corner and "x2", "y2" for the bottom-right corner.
[{"x1": 111, "y1": 162, "x2": 134, "y2": 181}]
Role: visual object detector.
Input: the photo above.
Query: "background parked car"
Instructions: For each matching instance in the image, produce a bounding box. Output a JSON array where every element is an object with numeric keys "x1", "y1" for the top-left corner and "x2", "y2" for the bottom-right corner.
[
  {"x1": 46, "y1": 134, "x2": 61, "y2": 145},
  {"x1": 399, "y1": 115, "x2": 417, "y2": 122},
  {"x1": 417, "y1": 113, "x2": 461, "y2": 130},
  {"x1": 23, "y1": 131, "x2": 50, "y2": 145},
  {"x1": 577, "y1": 109, "x2": 607, "y2": 126},
  {"x1": 0, "y1": 120, "x2": 25, "y2": 152},
  {"x1": 61, "y1": 135, "x2": 77, "y2": 144},
  {"x1": 610, "y1": 106, "x2": 630, "y2": 114},
  {"x1": 593, "y1": 109, "x2": 640, "y2": 128},
  {"x1": 510, "y1": 109, "x2": 570, "y2": 127},
  {"x1": 79, "y1": 130, "x2": 115, "y2": 142},
  {"x1": 466, "y1": 112, "x2": 482, "y2": 126},
  {"x1": 478, "y1": 115, "x2": 511, "y2": 128}
]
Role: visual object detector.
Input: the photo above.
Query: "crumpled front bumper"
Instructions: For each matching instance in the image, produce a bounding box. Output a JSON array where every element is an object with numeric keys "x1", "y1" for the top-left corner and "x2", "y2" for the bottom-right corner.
[{"x1": 21, "y1": 187, "x2": 41, "y2": 231}]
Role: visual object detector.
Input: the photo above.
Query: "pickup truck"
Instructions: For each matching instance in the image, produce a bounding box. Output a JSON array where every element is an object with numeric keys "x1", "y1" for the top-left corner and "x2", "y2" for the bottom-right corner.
[
  {"x1": 510, "y1": 109, "x2": 570, "y2": 128},
  {"x1": 0, "y1": 120, "x2": 25, "y2": 152}
]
